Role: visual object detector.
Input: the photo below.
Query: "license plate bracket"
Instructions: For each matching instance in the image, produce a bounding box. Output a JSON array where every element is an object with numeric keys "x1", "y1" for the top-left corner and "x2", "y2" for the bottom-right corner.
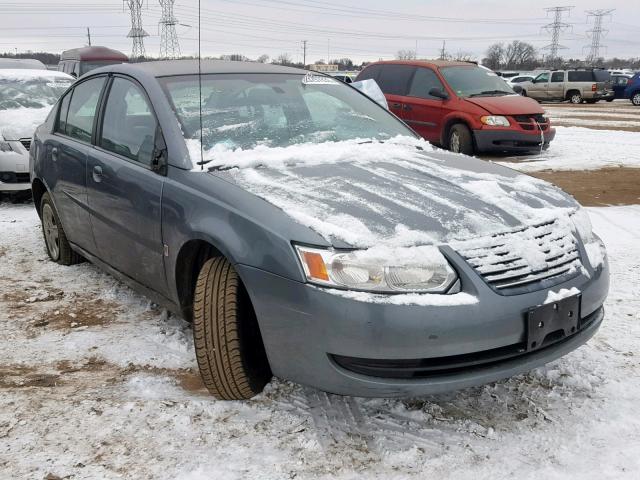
[{"x1": 526, "y1": 294, "x2": 581, "y2": 352}]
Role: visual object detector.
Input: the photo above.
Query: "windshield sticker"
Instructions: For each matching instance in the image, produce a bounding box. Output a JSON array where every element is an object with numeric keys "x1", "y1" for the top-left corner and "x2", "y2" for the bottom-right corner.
[{"x1": 302, "y1": 73, "x2": 339, "y2": 85}]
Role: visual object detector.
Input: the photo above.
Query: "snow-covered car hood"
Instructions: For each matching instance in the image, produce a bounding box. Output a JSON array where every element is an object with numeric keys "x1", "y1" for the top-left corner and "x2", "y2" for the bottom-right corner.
[
  {"x1": 0, "y1": 106, "x2": 52, "y2": 141},
  {"x1": 203, "y1": 137, "x2": 577, "y2": 249}
]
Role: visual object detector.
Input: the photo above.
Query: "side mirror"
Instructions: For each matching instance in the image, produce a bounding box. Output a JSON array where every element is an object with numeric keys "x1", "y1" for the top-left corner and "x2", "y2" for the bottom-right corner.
[
  {"x1": 512, "y1": 85, "x2": 523, "y2": 94},
  {"x1": 429, "y1": 87, "x2": 449, "y2": 100}
]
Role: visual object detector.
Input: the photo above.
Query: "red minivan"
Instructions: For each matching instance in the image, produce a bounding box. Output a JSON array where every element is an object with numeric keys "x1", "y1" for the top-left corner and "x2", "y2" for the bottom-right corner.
[{"x1": 356, "y1": 60, "x2": 555, "y2": 155}]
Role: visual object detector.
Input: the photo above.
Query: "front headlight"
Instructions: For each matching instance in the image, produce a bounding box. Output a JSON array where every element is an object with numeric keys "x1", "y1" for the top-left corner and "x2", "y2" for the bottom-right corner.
[
  {"x1": 480, "y1": 115, "x2": 510, "y2": 127},
  {"x1": 294, "y1": 245, "x2": 458, "y2": 293},
  {"x1": 0, "y1": 141, "x2": 13, "y2": 152},
  {"x1": 571, "y1": 208, "x2": 595, "y2": 243}
]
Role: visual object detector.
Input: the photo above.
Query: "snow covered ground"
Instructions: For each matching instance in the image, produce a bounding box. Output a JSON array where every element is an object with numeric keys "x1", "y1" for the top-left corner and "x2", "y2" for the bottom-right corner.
[
  {"x1": 1, "y1": 202, "x2": 639, "y2": 479},
  {"x1": 495, "y1": 126, "x2": 640, "y2": 172}
]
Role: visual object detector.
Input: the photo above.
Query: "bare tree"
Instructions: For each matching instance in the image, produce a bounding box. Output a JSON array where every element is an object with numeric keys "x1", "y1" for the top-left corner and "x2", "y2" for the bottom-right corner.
[
  {"x1": 256, "y1": 54, "x2": 269, "y2": 63},
  {"x1": 453, "y1": 51, "x2": 475, "y2": 62},
  {"x1": 273, "y1": 53, "x2": 293, "y2": 66},
  {"x1": 504, "y1": 41, "x2": 537, "y2": 70},
  {"x1": 396, "y1": 49, "x2": 417, "y2": 60},
  {"x1": 483, "y1": 43, "x2": 505, "y2": 70}
]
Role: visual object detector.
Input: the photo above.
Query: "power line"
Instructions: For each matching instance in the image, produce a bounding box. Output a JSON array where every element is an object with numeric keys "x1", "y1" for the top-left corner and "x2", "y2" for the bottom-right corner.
[
  {"x1": 159, "y1": 0, "x2": 180, "y2": 59},
  {"x1": 584, "y1": 9, "x2": 614, "y2": 62},
  {"x1": 542, "y1": 6, "x2": 573, "y2": 61},
  {"x1": 124, "y1": 0, "x2": 149, "y2": 59}
]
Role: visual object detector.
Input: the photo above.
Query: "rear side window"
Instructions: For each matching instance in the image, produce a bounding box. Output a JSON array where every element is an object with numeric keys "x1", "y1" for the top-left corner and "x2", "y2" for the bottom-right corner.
[
  {"x1": 568, "y1": 71, "x2": 593, "y2": 82},
  {"x1": 99, "y1": 77, "x2": 157, "y2": 166},
  {"x1": 63, "y1": 76, "x2": 106, "y2": 143},
  {"x1": 376, "y1": 65, "x2": 415, "y2": 96},
  {"x1": 357, "y1": 64, "x2": 382, "y2": 82},
  {"x1": 408, "y1": 68, "x2": 445, "y2": 99},
  {"x1": 551, "y1": 72, "x2": 564, "y2": 82}
]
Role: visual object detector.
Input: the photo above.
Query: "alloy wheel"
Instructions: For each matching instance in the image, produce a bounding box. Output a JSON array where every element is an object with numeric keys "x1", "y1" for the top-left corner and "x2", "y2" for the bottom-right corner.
[
  {"x1": 570, "y1": 94, "x2": 582, "y2": 104},
  {"x1": 42, "y1": 204, "x2": 60, "y2": 260},
  {"x1": 450, "y1": 131, "x2": 461, "y2": 153},
  {"x1": 633, "y1": 93, "x2": 640, "y2": 106}
]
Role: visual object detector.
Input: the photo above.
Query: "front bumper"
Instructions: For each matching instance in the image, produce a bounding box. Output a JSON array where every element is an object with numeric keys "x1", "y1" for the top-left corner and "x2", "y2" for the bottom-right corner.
[
  {"x1": 1, "y1": 148, "x2": 30, "y2": 192},
  {"x1": 473, "y1": 128, "x2": 556, "y2": 153},
  {"x1": 237, "y1": 247, "x2": 609, "y2": 397}
]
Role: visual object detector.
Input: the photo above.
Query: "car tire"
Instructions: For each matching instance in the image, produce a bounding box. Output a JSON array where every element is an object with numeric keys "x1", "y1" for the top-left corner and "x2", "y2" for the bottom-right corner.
[
  {"x1": 568, "y1": 92, "x2": 583, "y2": 104},
  {"x1": 448, "y1": 124, "x2": 474, "y2": 155},
  {"x1": 585, "y1": 99, "x2": 597, "y2": 104},
  {"x1": 606, "y1": 98, "x2": 614, "y2": 102},
  {"x1": 632, "y1": 92, "x2": 640, "y2": 106},
  {"x1": 193, "y1": 256, "x2": 272, "y2": 400},
  {"x1": 40, "y1": 192, "x2": 82, "y2": 265}
]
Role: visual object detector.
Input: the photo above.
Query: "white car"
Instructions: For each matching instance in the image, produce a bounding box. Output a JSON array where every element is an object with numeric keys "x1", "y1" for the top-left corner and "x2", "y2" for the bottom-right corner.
[
  {"x1": 508, "y1": 74, "x2": 535, "y2": 86},
  {"x1": 0, "y1": 69, "x2": 73, "y2": 193}
]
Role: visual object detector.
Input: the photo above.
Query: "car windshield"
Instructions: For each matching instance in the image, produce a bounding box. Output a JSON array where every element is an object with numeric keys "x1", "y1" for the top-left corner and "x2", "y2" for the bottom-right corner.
[
  {"x1": 160, "y1": 73, "x2": 413, "y2": 153},
  {"x1": 440, "y1": 66, "x2": 515, "y2": 97},
  {"x1": 0, "y1": 74, "x2": 73, "y2": 110}
]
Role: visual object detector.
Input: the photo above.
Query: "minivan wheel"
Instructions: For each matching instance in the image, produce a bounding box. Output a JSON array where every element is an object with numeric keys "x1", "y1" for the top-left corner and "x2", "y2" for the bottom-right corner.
[
  {"x1": 40, "y1": 192, "x2": 82, "y2": 265},
  {"x1": 569, "y1": 92, "x2": 583, "y2": 104},
  {"x1": 193, "y1": 256, "x2": 272, "y2": 400},
  {"x1": 632, "y1": 92, "x2": 640, "y2": 106},
  {"x1": 448, "y1": 124, "x2": 474, "y2": 155}
]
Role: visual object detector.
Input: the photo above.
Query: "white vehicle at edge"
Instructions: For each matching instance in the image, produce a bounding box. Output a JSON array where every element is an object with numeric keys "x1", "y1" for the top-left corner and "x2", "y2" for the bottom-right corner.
[{"x1": 0, "y1": 69, "x2": 73, "y2": 193}]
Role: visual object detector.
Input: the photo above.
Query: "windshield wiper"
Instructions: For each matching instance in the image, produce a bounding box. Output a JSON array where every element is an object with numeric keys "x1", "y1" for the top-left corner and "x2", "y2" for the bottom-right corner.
[{"x1": 469, "y1": 90, "x2": 513, "y2": 97}]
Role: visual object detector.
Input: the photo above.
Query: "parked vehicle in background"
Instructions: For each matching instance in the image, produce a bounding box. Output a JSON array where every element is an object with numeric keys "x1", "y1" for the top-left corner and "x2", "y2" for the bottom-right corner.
[
  {"x1": 0, "y1": 58, "x2": 47, "y2": 70},
  {"x1": 327, "y1": 72, "x2": 356, "y2": 84},
  {"x1": 58, "y1": 46, "x2": 128, "y2": 78},
  {"x1": 30, "y1": 60, "x2": 608, "y2": 400},
  {"x1": 521, "y1": 69, "x2": 613, "y2": 104},
  {"x1": 624, "y1": 72, "x2": 640, "y2": 106},
  {"x1": 0, "y1": 69, "x2": 73, "y2": 194},
  {"x1": 610, "y1": 74, "x2": 632, "y2": 100},
  {"x1": 356, "y1": 60, "x2": 555, "y2": 155},
  {"x1": 508, "y1": 74, "x2": 534, "y2": 86}
]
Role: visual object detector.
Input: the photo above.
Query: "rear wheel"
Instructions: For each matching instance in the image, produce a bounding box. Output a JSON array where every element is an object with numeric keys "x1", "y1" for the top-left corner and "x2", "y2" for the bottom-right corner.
[
  {"x1": 584, "y1": 99, "x2": 598, "y2": 104},
  {"x1": 632, "y1": 92, "x2": 640, "y2": 106},
  {"x1": 448, "y1": 124, "x2": 474, "y2": 155},
  {"x1": 40, "y1": 192, "x2": 82, "y2": 265},
  {"x1": 568, "y1": 92, "x2": 583, "y2": 104},
  {"x1": 193, "y1": 257, "x2": 272, "y2": 400}
]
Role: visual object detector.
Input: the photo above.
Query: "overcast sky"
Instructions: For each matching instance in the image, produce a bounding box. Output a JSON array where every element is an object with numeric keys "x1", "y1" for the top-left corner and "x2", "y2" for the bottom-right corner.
[{"x1": 1, "y1": 1, "x2": 638, "y2": 63}]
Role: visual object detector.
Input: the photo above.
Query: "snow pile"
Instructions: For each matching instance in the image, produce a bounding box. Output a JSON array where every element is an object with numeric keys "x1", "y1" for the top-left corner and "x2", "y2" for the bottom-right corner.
[{"x1": 498, "y1": 126, "x2": 640, "y2": 171}]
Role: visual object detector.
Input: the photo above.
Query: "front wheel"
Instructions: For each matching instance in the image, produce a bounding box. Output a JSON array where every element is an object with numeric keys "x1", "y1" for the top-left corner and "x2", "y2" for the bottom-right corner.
[
  {"x1": 448, "y1": 124, "x2": 474, "y2": 155},
  {"x1": 632, "y1": 92, "x2": 640, "y2": 106},
  {"x1": 568, "y1": 92, "x2": 583, "y2": 104},
  {"x1": 193, "y1": 257, "x2": 272, "y2": 400},
  {"x1": 40, "y1": 192, "x2": 82, "y2": 265}
]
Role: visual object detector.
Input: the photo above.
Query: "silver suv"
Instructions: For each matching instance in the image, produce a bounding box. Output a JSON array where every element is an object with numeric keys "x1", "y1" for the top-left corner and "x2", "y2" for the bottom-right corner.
[{"x1": 522, "y1": 69, "x2": 613, "y2": 104}]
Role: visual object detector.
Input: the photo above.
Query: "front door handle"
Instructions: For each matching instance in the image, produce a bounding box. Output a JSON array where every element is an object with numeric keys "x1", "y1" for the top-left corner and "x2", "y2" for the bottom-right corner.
[
  {"x1": 51, "y1": 147, "x2": 58, "y2": 162},
  {"x1": 92, "y1": 165, "x2": 103, "y2": 183},
  {"x1": 390, "y1": 102, "x2": 402, "y2": 109}
]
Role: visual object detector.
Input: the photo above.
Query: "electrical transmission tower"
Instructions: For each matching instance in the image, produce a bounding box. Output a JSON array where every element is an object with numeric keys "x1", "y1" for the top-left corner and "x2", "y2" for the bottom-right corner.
[
  {"x1": 584, "y1": 9, "x2": 614, "y2": 63},
  {"x1": 159, "y1": 0, "x2": 181, "y2": 59},
  {"x1": 124, "y1": 0, "x2": 149, "y2": 59},
  {"x1": 542, "y1": 6, "x2": 573, "y2": 63}
]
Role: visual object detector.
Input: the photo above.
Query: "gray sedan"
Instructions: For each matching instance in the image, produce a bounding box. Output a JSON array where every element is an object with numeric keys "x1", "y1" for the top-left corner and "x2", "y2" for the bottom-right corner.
[{"x1": 30, "y1": 60, "x2": 609, "y2": 399}]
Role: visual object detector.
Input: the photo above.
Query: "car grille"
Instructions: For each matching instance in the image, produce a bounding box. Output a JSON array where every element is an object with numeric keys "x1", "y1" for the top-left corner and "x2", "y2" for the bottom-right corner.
[
  {"x1": 513, "y1": 114, "x2": 549, "y2": 131},
  {"x1": 19, "y1": 138, "x2": 31, "y2": 151},
  {"x1": 455, "y1": 219, "x2": 582, "y2": 292},
  {"x1": 0, "y1": 172, "x2": 30, "y2": 184}
]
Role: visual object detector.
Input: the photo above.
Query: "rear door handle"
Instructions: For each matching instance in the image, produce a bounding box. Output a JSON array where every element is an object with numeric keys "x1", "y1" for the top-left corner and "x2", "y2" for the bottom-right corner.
[
  {"x1": 51, "y1": 147, "x2": 58, "y2": 162},
  {"x1": 390, "y1": 102, "x2": 402, "y2": 109},
  {"x1": 92, "y1": 165, "x2": 103, "y2": 183}
]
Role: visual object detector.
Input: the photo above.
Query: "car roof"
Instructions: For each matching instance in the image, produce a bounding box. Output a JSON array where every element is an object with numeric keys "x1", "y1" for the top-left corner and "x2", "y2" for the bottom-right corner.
[
  {"x1": 367, "y1": 60, "x2": 478, "y2": 69},
  {"x1": 61, "y1": 46, "x2": 128, "y2": 62},
  {"x1": 94, "y1": 59, "x2": 307, "y2": 78},
  {"x1": 0, "y1": 68, "x2": 74, "y2": 80},
  {"x1": 0, "y1": 58, "x2": 47, "y2": 69}
]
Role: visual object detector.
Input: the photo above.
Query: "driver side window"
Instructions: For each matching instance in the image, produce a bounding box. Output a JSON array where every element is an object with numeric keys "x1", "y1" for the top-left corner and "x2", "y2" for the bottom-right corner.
[
  {"x1": 408, "y1": 68, "x2": 445, "y2": 99},
  {"x1": 99, "y1": 78, "x2": 157, "y2": 166},
  {"x1": 535, "y1": 73, "x2": 549, "y2": 83}
]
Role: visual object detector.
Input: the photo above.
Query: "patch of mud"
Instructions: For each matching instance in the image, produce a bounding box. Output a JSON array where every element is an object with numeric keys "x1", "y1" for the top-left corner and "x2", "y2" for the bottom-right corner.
[{"x1": 32, "y1": 298, "x2": 122, "y2": 331}]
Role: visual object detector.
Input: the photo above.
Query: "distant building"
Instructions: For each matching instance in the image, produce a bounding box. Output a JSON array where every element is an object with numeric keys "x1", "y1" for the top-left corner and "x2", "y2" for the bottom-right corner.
[{"x1": 308, "y1": 64, "x2": 339, "y2": 72}]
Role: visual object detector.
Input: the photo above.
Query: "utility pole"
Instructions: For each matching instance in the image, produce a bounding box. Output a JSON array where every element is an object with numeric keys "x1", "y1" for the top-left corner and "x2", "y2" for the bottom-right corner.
[
  {"x1": 327, "y1": 39, "x2": 330, "y2": 64},
  {"x1": 124, "y1": 0, "x2": 149, "y2": 60},
  {"x1": 302, "y1": 40, "x2": 307, "y2": 67},
  {"x1": 159, "y1": 0, "x2": 181, "y2": 59},
  {"x1": 542, "y1": 6, "x2": 573, "y2": 65},
  {"x1": 86, "y1": 27, "x2": 91, "y2": 46},
  {"x1": 584, "y1": 9, "x2": 614, "y2": 63},
  {"x1": 439, "y1": 40, "x2": 447, "y2": 60}
]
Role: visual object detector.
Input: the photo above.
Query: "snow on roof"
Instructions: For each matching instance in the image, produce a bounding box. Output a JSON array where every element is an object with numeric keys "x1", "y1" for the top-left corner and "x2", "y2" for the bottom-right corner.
[{"x1": 0, "y1": 69, "x2": 74, "y2": 81}]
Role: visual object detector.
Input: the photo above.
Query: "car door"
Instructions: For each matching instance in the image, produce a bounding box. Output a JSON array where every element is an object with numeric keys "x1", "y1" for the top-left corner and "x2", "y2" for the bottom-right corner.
[
  {"x1": 548, "y1": 71, "x2": 565, "y2": 100},
  {"x1": 402, "y1": 67, "x2": 445, "y2": 141},
  {"x1": 45, "y1": 75, "x2": 108, "y2": 255},
  {"x1": 530, "y1": 72, "x2": 550, "y2": 100},
  {"x1": 86, "y1": 75, "x2": 168, "y2": 295},
  {"x1": 375, "y1": 64, "x2": 415, "y2": 119}
]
